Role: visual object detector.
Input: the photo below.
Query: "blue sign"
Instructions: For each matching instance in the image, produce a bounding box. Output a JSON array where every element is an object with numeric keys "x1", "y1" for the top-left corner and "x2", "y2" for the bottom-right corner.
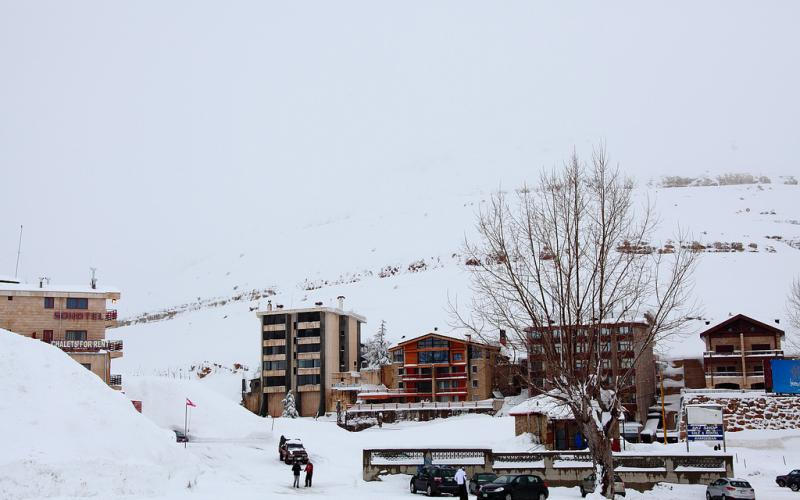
[
  {"x1": 687, "y1": 424, "x2": 724, "y2": 441},
  {"x1": 771, "y1": 359, "x2": 800, "y2": 394}
]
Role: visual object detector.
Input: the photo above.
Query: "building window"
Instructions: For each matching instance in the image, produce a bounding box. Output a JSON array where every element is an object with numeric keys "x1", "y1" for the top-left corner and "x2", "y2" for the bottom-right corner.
[
  {"x1": 617, "y1": 340, "x2": 632, "y2": 352},
  {"x1": 715, "y1": 345, "x2": 735, "y2": 353},
  {"x1": 472, "y1": 380, "x2": 478, "y2": 388},
  {"x1": 80, "y1": 363, "x2": 92, "y2": 370},
  {"x1": 575, "y1": 359, "x2": 586, "y2": 369},
  {"x1": 619, "y1": 326, "x2": 631, "y2": 334},
  {"x1": 264, "y1": 376, "x2": 285, "y2": 387},
  {"x1": 418, "y1": 351, "x2": 448, "y2": 364},
  {"x1": 6, "y1": 296, "x2": 12, "y2": 301},
  {"x1": 263, "y1": 345, "x2": 286, "y2": 356},
  {"x1": 264, "y1": 331, "x2": 286, "y2": 340},
  {"x1": 297, "y1": 374, "x2": 320, "y2": 386},
  {"x1": 620, "y1": 357, "x2": 634, "y2": 369},
  {"x1": 65, "y1": 330, "x2": 87, "y2": 341},
  {"x1": 417, "y1": 338, "x2": 449, "y2": 349},
  {"x1": 601, "y1": 359, "x2": 611, "y2": 370},
  {"x1": 602, "y1": 341, "x2": 611, "y2": 352},
  {"x1": 531, "y1": 344, "x2": 543, "y2": 354},
  {"x1": 471, "y1": 365, "x2": 478, "y2": 373},
  {"x1": 66, "y1": 298, "x2": 88, "y2": 309},
  {"x1": 297, "y1": 358, "x2": 320, "y2": 368},
  {"x1": 392, "y1": 351, "x2": 404, "y2": 363},
  {"x1": 263, "y1": 360, "x2": 287, "y2": 371},
  {"x1": 44, "y1": 297, "x2": 55, "y2": 309},
  {"x1": 751, "y1": 344, "x2": 771, "y2": 351},
  {"x1": 453, "y1": 352, "x2": 463, "y2": 362},
  {"x1": 296, "y1": 343, "x2": 321, "y2": 354}
]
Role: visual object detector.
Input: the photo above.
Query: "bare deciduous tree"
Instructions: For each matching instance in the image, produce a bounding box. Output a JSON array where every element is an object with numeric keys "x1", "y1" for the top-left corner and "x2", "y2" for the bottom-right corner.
[
  {"x1": 789, "y1": 278, "x2": 800, "y2": 338},
  {"x1": 452, "y1": 149, "x2": 698, "y2": 498}
]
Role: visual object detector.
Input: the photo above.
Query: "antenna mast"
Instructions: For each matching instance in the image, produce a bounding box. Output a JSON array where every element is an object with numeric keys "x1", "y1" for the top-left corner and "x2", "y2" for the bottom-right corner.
[{"x1": 14, "y1": 225, "x2": 23, "y2": 279}]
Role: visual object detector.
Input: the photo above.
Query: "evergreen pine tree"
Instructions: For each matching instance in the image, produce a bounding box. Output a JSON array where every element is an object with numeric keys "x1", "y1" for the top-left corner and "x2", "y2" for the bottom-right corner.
[
  {"x1": 363, "y1": 320, "x2": 391, "y2": 369},
  {"x1": 281, "y1": 389, "x2": 298, "y2": 418}
]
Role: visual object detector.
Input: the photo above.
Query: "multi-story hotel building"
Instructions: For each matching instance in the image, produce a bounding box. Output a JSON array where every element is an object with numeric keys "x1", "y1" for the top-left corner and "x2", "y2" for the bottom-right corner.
[
  {"x1": 257, "y1": 299, "x2": 365, "y2": 418},
  {"x1": 700, "y1": 314, "x2": 784, "y2": 390},
  {"x1": 383, "y1": 332, "x2": 501, "y2": 403},
  {"x1": 526, "y1": 321, "x2": 656, "y2": 424},
  {"x1": 0, "y1": 278, "x2": 123, "y2": 388}
]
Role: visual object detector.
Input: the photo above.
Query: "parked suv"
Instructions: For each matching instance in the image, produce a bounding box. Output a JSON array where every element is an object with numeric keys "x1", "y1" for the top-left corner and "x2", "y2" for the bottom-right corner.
[
  {"x1": 580, "y1": 473, "x2": 625, "y2": 497},
  {"x1": 410, "y1": 466, "x2": 459, "y2": 496},
  {"x1": 478, "y1": 474, "x2": 548, "y2": 500},
  {"x1": 469, "y1": 473, "x2": 498, "y2": 495},
  {"x1": 279, "y1": 438, "x2": 308, "y2": 464},
  {"x1": 776, "y1": 469, "x2": 800, "y2": 490},
  {"x1": 706, "y1": 478, "x2": 755, "y2": 500}
]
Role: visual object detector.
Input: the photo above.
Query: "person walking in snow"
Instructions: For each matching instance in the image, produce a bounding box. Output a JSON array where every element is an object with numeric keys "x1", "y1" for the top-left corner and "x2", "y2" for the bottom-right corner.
[
  {"x1": 454, "y1": 466, "x2": 468, "y2": 500},
  {"x1": 377, "y1": 412, "x2": 383, "y2": 428},
  {"x1": 304, "y1": 460, "x2": 314, "y2": 487},
  {"x1": 292, "y1": 459, "x2": 301, "y2": 488}
]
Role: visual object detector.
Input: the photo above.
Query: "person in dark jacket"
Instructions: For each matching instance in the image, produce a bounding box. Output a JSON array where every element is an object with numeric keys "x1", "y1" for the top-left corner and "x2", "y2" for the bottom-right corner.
[
  {"x1": 304, "y1": 461, "x2": 314, "y2": 487},
  {"x1": 292, "y1": 460, "x2": 301, "y2": 488}
]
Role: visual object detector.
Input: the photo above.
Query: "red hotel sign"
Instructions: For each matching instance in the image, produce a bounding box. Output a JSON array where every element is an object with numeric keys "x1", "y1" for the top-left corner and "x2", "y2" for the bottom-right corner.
[{"x1": 54, "y1": 311, "x2": 115, "y2": 321}]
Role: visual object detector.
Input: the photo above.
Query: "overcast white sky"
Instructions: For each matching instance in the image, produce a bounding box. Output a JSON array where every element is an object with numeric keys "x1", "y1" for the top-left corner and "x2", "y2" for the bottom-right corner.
[{"x1": 1, "y1": 1, "x2": 799, "y2": 297}]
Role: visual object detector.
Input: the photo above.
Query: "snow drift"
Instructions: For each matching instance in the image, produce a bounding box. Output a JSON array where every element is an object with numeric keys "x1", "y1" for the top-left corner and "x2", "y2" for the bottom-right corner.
[{"x1": 0, "y1": 329, "x2": 197, "y2": 499}]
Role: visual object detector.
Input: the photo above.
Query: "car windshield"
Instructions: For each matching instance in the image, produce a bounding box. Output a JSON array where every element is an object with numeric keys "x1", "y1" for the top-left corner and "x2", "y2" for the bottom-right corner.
[
  {"x1": 477, "y1": 474, "x2": 497, "y2": 481},
  {"x1": 492, "y1": 476, "x2": 514, "y2": 484},
  {"x1": 729, "y1": 481, "x2": 751, "y2": 488},
  {"x1": 435, "y1": 469, "x2": 456, "y2": 478},
  {"x1": 288, "y1": 444, "x2": 303, "y2": 449}
]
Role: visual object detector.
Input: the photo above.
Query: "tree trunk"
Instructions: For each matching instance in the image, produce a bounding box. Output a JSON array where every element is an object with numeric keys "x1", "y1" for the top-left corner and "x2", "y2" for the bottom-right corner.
[{"x1": 584, "y1": 421, "x2": 616, "y2": 498}]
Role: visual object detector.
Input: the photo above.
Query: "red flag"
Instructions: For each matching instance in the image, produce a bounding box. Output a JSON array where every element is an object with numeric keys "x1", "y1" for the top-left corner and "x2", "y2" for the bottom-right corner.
[{"x1": 186, "y1": 398, "x2": 196, "y2": 407}]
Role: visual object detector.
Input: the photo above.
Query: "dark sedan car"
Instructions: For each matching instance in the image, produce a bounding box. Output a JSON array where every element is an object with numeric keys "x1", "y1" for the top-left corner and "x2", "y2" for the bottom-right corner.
[
  {"x1": 478, "y1": 474, "x2": 548, "y2": 500},
  {"x1": 469, "y1": 473, "x2": 498, "y2": 495},
  {"x1": 777, "y1": 469, "x2": 800, "y2": 490},
  {"x1": 410, "y1": 466, "x2": 459, "y2": 496}
]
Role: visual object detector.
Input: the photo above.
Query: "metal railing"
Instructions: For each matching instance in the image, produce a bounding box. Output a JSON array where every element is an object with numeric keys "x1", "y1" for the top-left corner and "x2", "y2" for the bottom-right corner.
[
  {"x1": 348, "y1": 399, "x2": 496, "y2": 413},
  {"x1": 109, "y1": 374, "x2": 122, "y2": 386},
  {"x1": 703, "y1": 349, "x2": 783, "y2": 357}
]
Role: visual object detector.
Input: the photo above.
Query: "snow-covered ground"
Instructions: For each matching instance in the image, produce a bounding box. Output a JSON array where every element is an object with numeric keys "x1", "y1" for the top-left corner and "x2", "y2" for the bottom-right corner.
[{"x1": 5, "y1": 327, "x2": 800, "y2": 499}]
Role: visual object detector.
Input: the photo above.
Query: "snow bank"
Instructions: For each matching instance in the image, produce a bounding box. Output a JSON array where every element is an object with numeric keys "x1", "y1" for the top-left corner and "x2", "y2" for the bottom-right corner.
[{"x1": 0, "y1": 329, "x2": 197, "y2": 499}]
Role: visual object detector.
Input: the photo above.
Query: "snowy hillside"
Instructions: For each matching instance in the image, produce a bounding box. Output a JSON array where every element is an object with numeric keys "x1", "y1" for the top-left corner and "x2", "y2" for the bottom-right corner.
[
  {"x1": 0, "y1": 329, "x2": 199, "y2": 499},
  {"x1": 109, "y1": 181, "x2": 800, "y2": 401}
]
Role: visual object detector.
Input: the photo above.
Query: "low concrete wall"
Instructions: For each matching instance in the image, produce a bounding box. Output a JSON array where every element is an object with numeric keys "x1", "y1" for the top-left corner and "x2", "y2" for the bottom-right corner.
[{"x1": 362, "y1": 448, "x2": 734, "y2": 491}]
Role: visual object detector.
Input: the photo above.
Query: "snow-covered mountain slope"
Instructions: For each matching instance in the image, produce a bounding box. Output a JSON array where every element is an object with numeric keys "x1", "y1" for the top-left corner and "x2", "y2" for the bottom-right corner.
[
  {"x1": 0, "y1": 329, "x2": 200, "y2": 499},
  {"x1": 109, "y1": 182, "x2": 800, "y2": 400}
]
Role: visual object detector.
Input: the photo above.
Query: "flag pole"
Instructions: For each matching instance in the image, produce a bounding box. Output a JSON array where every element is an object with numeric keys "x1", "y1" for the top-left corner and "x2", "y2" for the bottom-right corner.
[{"x1": 184, "y1": 401, "x2": 188, "y2": 449}]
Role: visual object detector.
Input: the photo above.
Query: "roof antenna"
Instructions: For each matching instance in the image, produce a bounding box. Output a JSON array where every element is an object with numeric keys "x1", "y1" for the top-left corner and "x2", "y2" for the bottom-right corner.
[
  {"x1": 90, "y1": 267, "x2": 97, "y2": 290},
  {"x1": 14, "y1": 225, "x2": 23, "y2": 279}
]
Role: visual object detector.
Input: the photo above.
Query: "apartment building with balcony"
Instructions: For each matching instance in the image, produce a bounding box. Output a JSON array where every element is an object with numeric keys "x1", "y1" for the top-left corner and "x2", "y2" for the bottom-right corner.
[
  {"x1": 526, "y1": 321, "x2": 656, "y2": 424},
  {"x1": 701, "y1": 314, "x2": 784, "y2": 390},
  {"x1": 383, "y1": 332, "x2": 501, "y2": 403},
  {"x1": 0, "y1": 278, "x2": 123, "y2": 389},
  {"x1": 257, "y1": 299, "x2": 365, "y2": 417}
]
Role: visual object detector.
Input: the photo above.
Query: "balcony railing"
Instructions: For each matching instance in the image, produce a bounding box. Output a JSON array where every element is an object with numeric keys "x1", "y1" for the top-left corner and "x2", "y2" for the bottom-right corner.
[
  {"x1": 704, "y1": 372, "x2": 764, "y2": 379},
  {"x1": 704, "y1": 349, "x2": 783, "y2": 357},
  {"x1": 109, "y1": 374, "x2": 122, "y2": 386}
]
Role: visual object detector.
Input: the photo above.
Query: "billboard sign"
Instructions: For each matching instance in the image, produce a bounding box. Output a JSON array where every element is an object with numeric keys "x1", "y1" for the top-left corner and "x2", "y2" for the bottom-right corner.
[
  {"x1": 686, "y1": 404, "x2": 724, "y2": 442},
  {"x1": 770, "y1": 359, "x2": 800, "y2": 394}
]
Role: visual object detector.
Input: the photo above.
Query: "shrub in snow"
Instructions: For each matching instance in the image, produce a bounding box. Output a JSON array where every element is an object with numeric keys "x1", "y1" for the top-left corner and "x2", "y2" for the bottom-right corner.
[{"x1": 282, "y1": 390, "x2": 298, "y2": 418}]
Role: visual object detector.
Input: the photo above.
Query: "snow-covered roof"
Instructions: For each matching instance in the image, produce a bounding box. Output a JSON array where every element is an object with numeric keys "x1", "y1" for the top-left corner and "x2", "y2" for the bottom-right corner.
[
  {"x1": 256, "y1": 305, "x2": 366, "y2": 323},
  {"x1": 0, "y1": 282, "x2": 120, "y2": 297},
  {"x1": 508, "y1": 392, "x2": 574, "y2": 419}
]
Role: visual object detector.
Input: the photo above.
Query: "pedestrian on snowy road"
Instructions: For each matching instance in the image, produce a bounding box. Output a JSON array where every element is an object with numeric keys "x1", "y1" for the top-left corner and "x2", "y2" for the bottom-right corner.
[
  {"x1": 304, "y1": 461, "x2": 314, "y2": 487},
  {"x1": 455, "y1": 466, "x2": 468, "y2": 500},
  {"x1": 292, "y1": 460, "x2": 301, "y2": 488}
]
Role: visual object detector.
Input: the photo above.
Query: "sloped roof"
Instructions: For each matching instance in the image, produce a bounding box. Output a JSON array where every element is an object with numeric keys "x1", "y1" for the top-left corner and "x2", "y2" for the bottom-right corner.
[
  {"x1": 508, "y1": 392, "x2": 574, "y2": 419},
  {"x1": 699, "y1": 313, "x2": 784, "y2": 338},
  {"x1": 389, "y1": 331, "x2": 501, "y2": 351}
]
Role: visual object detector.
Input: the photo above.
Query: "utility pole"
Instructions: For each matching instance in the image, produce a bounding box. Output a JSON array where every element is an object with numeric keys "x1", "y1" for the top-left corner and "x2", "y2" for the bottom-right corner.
[
  {"x1": 660, "y1": 364, "x2": 668, "y2": 445},
  {"x1": 14, "y1": 225, "x2": 23, "y2": 278}
]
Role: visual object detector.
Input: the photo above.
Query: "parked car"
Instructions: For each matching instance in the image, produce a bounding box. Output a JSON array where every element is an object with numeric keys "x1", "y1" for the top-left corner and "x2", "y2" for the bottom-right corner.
[
  {"x1": 279, "y1": 438, "x2": 308, "y2": 464},
  {"x1": 409, "y1": 466, "x2": 459, "y2": 497},
  {"x1": 469, "y1": 473, "x2": 498, "y2": 495},
  {"x1": 173, "y1": 429, "x2": 188, "y2": 443},
  {"x1": 478, "y1": 474, "x2": 548, "y2": 500},
  {"x1": 579, "y1": 473, "x2": 626, "y2": 497},
  {"x1": 706, "y1": 478, "x2": 755, "y2": 500},
  {"x1": 776, "y1": 469, "x2": 800, "y2": 490}
]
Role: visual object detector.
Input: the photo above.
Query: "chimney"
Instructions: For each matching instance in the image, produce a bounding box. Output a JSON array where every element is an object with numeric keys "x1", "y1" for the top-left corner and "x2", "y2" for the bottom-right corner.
[
  {"x1": 337, "y1": 295, "x2": 345, "y2": 309},
  {"x1": 465, "y1": 333, "x2": 471, "y2": 343},
  {"x1": 277, "y1": 304, "x2": 284, "y2": 310},
  {"x1": 499, "y1": 329, "x2": 507, "y2": 346},
  {"x1": 267, "y1": 300, "x2": 272, "y2": 311},
  {"x1": 315, "y1": 301, "x2": 323, "y2": 307},
  {"x1": 434, "y1": 327, "x2": 438, "y2": 332},
  {"x1": 39, "y1": 277, "x2": 45, "y2": 289},
  {"x1": 776, "y1": 319, "x2": 781, "y2": 324},
  {"x1": 90, "y1": 267, "x2": 97, "y2": 290}
]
